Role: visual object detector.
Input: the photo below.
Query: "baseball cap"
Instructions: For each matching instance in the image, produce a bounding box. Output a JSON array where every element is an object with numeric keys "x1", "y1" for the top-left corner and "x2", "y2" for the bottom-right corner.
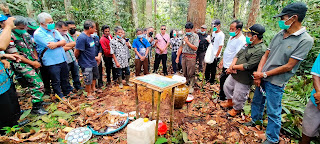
[
  {"x1": 211, "y1": 19, "x2": 221, "y2": 26},
  {"x1": 273, "y1": 2, "x2": 308, "y2": 18},
  {"x1": 201, "y1": 25, "x2": 207, "y2": 29},
  {"x1": 0, "y1": 14, "x2": 8, "y2": 22},
  {"x1": 243, "y1": 24, "x2": 265, "y2": 36},
  {"x1": 26, "y1": 17, "x2": 39, "y2": 29}
]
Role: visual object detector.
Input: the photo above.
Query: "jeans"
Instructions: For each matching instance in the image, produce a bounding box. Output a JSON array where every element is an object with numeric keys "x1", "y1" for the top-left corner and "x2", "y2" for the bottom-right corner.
[
  {"x1": 219, "y1": 68, "x2": 229, "y2": 100},
  {"x1": 205, "y1": 58, "x2": 220, "y2": 83},
  {"x1": 251, "y1": 80, "x2": 285, "y2": 143},
  {"x1": 115, "y1": 67, "x2": 130, "y2": 78},
  {"x1": 47, "y1": 62, "x2": 73, "y2": 98},
  {"x1": 68, "y1": 61, "x2": 82, "y2": 90},
  {"x1": 40, "y1": 66, "x2": 51, "y2": 94},
  {"x1": 171, "y1": 51, "x2": 182, "y2": 73},
  {"x1": 153, "y1": 53, "x2": 167, "y2": 75}
]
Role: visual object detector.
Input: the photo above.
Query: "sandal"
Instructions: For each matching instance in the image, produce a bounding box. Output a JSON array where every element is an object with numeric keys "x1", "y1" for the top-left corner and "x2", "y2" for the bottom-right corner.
[{"x1": 87, "y1": 95, "x2": 96, "y2": 100}]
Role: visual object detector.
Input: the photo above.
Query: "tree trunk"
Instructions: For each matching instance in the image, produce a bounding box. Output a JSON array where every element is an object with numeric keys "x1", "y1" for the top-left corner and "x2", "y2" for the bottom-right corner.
[
  {"x1": 26, "y1": 0, "x2": 34, "y2": 18},
  {"x1": 131, "y1": 0, "x2": 138, "y2": 29},
  {"x1": 64, "y1": 0, "x2": 74, "y2": 20},
  {"x1": 233, "y1": 0, "x2": 240, "y2": 19},
  {"x1": 187, "y1": 0, "x2": 207, "y2": 29},
  {"x1": 247, "y1": 0, "x2": 261, "y2": 28},
  {"x1": 145, "y1": 0, "x2": 152, "y2": 26},
  {"x1": 169, "y1": 0, "x2": 172, "y2": 22},
  {"x1": 113, "y1": 0, "x2": 120, "y2": 26},
  {"x1": 41, "y1": 0, "x2": 48, "y2": 11},
  {"x1": 154, "y1": 0, "x2": 157, "y2": 32}
]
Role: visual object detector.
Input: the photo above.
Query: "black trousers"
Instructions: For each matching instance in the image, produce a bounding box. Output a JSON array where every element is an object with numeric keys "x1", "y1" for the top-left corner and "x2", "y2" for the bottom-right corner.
[
  {"x1": 153, "y1": 53, "x2": 167, "y2": 75},
  {"x1": 103, "y1": 56, "x2": 116, "y2": 82},
  {"x1": 219, "y1": 67, "x2": 229, "y2": 100},
  {"x1": 97, "y1": 62, "x2": 103, "y2": 88},
  {"x1": 0, "y1": 85, "x2": 20, "y2": 135},
  {"x1": 205, "y1": 58, "x2": 220, "y2": 83},
  {"x1": 40, "y1": 66, "x2": 51, "y2": 94}
]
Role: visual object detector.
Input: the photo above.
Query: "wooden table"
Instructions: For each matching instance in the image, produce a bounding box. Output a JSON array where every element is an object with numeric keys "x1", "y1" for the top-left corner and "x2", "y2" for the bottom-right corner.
[{"x1": 130, "y1": 74, "x2": 184, "y2": 141}]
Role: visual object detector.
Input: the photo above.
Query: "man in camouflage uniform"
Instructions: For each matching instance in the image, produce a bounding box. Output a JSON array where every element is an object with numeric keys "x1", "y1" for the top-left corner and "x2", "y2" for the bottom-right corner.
[{"x1": 5, "y1": 16, "x2": 48, "y2": 115}]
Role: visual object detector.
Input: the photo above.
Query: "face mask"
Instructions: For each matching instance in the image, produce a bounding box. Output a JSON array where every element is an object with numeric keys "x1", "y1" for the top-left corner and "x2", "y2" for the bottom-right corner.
[
  {"x1": 117, "y1": 35, "x2": 122, "y2": 39},
  {"x1": 278, "y1": 16, "x2": 294, "y2": 30},
  {"x1": 201, "y1": 31, "x2": 206, "y2": 34},
  {"x1": 149, "y1": 32, "x2": 153, "y2": 37},
  {"x1": 14, "y1": 29, "x2": 26, "y2": 35},
  {"x1": 229, "y1": 30, "x2": 238, "y2": 37},
  {"x1": 246, "y1": 36, "x2": 253, "y2": 44},
  {"x1": 91, "y1": 33, "x2": 97, "y2": 37},
  {"x1": 69, "y1": 28, "x2": 76, "y2": 35},
  {"x1": 213, "y1": 27, "x2": 218, "y2": 32},
  {"x1": 137, "y1": 34, "x2": 144, "y2": 39},
  {"x1": 173, "y1": 33, "x2": 176, "y2": 37},
  {"x1": 186, "y1": 32, "x2": 192, "y2": 36},
  {"x1": 27, "y1": 29, "x2": 35, "y2": 36},
  {"x1": 47, "y1": 23, "x2": 55, "y2": 30}
]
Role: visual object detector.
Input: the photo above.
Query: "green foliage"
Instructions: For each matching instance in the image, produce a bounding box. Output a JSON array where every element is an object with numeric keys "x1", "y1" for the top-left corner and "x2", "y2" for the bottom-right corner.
[
  {"x1": 1, "y1": 125, "x2": 20, "y2": 135},
  {"x1": 19, "y1": 109, "x2": 31, "y2": 120}
]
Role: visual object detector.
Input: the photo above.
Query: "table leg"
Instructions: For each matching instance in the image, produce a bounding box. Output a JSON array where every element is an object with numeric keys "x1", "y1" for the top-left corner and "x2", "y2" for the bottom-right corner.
[
  {"x1": 152, "y1": 90, "x2": 154, "y2": 120},
  {"x1": 155, "y1": 91, "x2": 161, "y2": 141},
  {"x1": 135, "y1": 84, "x2": 139, "y2": 119},
  {"x1": 170, "y1": 87, "x2": 175, "y2": 134}
]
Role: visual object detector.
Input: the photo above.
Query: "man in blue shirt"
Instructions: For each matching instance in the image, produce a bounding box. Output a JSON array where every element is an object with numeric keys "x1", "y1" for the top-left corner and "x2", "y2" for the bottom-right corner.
[
  {"x1": 34, "y1": 12, "x2": 73, "y2": 99},
  {"x1": 91, "y1": 31, "x2": 103, "y2": 93},
  {"x1": 75, "y1": 20, "x2": 98, "y2": 100},
  {"x1": 132, "y1": 28, "x2": 150, "y2": 76},
  {"x1": 301, "y1": 54, "x2": 320, "y2": 143}
]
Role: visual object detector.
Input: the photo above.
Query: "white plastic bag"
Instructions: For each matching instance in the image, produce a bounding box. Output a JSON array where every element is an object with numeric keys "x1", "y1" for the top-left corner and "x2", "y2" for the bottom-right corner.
[{"x1": 204, "y1": 43, "x2": 216, "y2": 64}]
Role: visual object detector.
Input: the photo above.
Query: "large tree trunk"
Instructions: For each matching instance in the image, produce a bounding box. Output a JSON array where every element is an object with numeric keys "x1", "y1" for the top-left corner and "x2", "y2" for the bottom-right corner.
[
  {"x1": 41, "y1": 0, "x2": 48, "y2": 11},
  {"x1": 247, "y1": 0, "x2": 261, "y2": 28},
  {"x1": 131, "y1": 0, "x2": 138, "y2": 29},
  {"x1": 64, "y1": 0, "x2": 74, "y2": 20},
  {"x1": 233, "y1": 0, "x2": 240, "y2": 19},
  {"x1": 145, "y1": 0, "x2": 152, "y2": 26},
  {"x1": 187, "y1": 0, "x2": 207, "y2": 29},
  {"x1": 113, "y1": 0, "x2": 120, "y2": 26},
  {"x1": 154, "y1": 0, "x2": 157, "y2": 32}
]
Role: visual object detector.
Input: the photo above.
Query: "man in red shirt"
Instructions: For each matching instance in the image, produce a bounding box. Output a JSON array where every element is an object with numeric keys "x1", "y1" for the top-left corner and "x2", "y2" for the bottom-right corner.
[{"x1": 100, "y1": 25, "x2": 114, "y2": 86}]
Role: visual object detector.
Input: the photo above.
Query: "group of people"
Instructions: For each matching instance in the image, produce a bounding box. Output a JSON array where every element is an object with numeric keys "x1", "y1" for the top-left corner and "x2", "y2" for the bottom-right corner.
[{"x1": 0, "y1": 2, "x2": 318, "y2": 143}]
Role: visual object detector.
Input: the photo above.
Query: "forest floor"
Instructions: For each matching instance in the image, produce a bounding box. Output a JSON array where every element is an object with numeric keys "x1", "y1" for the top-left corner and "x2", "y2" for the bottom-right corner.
[{"x1": 0, "y1": 71, "x2": 293, "y2": 144}]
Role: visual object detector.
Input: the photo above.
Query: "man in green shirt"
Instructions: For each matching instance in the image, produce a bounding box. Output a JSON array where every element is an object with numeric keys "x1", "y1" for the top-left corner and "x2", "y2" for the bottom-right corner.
[
  {"x1": 5, "y1": 16, "x2": 48, "y2": 115},
  {"x1": 221, "y1": 24, "x2": 267, "y2": 117}
]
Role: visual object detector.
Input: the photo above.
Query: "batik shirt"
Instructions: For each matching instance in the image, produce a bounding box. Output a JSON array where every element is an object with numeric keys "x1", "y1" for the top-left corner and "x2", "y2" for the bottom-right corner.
[
  {"x1": 170, "y1": 37, "x2": 182, "y2": 52},
  {"x1": 110, "y1": 37, "x2": 129, "y2": 68}
]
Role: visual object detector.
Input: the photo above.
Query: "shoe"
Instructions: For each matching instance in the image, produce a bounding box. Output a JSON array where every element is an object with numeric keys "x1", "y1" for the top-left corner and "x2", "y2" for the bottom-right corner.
[
  {"x1": 220, "y1": 99, "x2": 233, "y2": 108},
  {"x1": 18, "y1": 119, "x2": 30, "y2": 126},
  {"x1": 243, "y1": 121, "x2": 256, "y2": 127},
  {"x1": 125, "y1": 75, "x2": 133, "y2": 86},
  {"x1": 118, "y1": 77, "x2": 123, "y2": 88},
  {"x1": 31, "y1": 102, "x2": 48, "y2": 115},
  {"x1": 41, "y1": 101, "x2": 52, "y2": 106},
  {"x1": 189, "y1": 77, "x2": 195, "y2": 94},
  {"x1": 227, "y1": 109, "x2": 240, "y2": 117}
]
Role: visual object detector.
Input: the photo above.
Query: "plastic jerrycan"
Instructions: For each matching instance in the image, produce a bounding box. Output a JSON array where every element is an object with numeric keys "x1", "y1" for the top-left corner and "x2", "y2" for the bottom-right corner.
[{"x1": 127, "y1": 118, "x2": 156, "y2": 144}]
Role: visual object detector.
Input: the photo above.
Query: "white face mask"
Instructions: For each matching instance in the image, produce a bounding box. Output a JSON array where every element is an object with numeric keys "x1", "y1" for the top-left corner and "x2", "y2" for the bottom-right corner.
[{"x1": 91, "y1": 32, "x2": 97, "y2": 37}]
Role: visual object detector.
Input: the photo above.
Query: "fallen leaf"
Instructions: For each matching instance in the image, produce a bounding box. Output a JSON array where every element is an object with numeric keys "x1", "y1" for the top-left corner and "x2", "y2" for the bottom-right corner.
[
  {"x1": 207, "y1": 120, "x2": 217, "y2": 126},
  {"x1": 58, "y1": 119, "x2": 69, "y2": 126},
  {"x1": 26, "y1": 132, "x2": 46, "y2": 141}
]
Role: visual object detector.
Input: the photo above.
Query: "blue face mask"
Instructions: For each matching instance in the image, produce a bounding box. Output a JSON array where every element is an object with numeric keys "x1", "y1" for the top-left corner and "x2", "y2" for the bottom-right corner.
[
  {"x1": 137, "y1": 34, "x2": 144, "y2": 39},
  {"x1": 186, "y1": 32, "x2": 192, "y2": 36},
  {"x1": 213, "y1": 27, "x2": 218, "y2": 32},
  {"x1": 173, "y1": 33, "x2": 176, "y2": 37},
  {"x1": 117, "y1": 35, "x2": 122, "y2": 39},
  {"x1": 246, "y1": 36, "x2": 253, "y2": 44},
  {"x1": 201, "y1": 31, "x2": 206, "y2": 34},
  {"x1": 229, "y1": 31, "x2": 236, "y2": 37},
  {"x1": 278, "y1": 16, "x2": 293, "y2": 30},
  {"x1": 47, "y1": 23, "x2": 55, "y2": 30}
]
